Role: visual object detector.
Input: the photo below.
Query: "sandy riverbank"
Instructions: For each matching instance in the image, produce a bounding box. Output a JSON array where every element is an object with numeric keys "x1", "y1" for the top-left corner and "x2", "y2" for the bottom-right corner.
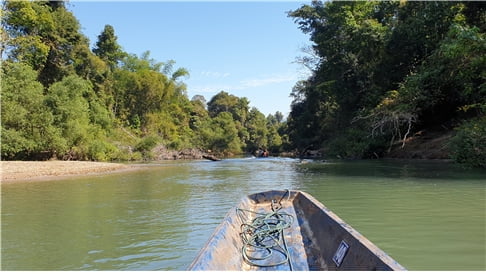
[{"x1": 1, "y1": 161, "x2": 140, "y2": 183}]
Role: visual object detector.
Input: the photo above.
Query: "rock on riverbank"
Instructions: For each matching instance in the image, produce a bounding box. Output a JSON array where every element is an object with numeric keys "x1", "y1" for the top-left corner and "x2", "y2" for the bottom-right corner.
[{"x1": 151, "y1": 145, "x2": 206, "y2": 160}]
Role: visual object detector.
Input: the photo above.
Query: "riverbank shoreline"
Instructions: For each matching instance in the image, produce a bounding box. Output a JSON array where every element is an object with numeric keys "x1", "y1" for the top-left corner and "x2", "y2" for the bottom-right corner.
[{"x1": 1, "y1": 161, "x2": 142, "y2": 184}]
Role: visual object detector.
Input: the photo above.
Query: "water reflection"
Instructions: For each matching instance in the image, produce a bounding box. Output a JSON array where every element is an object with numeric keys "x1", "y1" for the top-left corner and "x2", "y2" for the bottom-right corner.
[{"x1": 1, "y1": 158, "x2": 485, "y2": 270}]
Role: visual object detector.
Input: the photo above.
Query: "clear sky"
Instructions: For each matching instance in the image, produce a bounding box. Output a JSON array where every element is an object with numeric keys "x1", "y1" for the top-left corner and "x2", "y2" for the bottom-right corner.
[{"x1": 68, "y1": 1, "x2": 312, "y2": 117}]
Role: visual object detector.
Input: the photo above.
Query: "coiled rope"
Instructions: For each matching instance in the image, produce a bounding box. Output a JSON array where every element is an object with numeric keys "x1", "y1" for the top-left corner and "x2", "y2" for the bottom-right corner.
[{"x1": 236, "y1": 191, "x2": 293, "y2": 269}]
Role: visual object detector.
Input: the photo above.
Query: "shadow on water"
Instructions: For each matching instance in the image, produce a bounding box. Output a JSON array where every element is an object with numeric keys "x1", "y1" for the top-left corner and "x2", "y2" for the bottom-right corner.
[{"x1": 295, "y1": 158, "x2": 486, "y2": 181}]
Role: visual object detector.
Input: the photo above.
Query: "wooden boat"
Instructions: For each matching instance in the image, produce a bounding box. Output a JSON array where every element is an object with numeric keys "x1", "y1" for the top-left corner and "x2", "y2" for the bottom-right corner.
[{"x1": 188, "y1": 190, "x2": 406, "y2": 271}]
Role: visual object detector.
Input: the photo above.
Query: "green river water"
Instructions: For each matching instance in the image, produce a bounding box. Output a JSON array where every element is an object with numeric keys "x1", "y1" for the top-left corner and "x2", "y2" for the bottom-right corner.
[{"x1": 1, "y1": 158, "x2": 485, "y2": 270}]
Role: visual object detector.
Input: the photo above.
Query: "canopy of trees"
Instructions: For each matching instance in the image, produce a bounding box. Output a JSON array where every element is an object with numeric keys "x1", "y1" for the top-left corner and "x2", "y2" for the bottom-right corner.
[
  {"x1": 287, "y1": 1, "x2": 485, "y2": 167},
  {"x1": 1, "y1": 1, "x2": 285, "y2": 160},
  {"x1": 1, "y1": 1, "x2": 484, "y2": 167}
]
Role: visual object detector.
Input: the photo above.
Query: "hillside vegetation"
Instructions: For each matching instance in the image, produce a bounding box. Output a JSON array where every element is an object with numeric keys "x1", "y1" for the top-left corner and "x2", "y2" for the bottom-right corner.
[
  {"x1": 1, "y1": 1, "x2": 286, "y2": 161},
  {"x1": 287, "y1": 1, "x2": 485, "y2": 167},
  {"x1": 1, "y1": 1, "x2": 484, "y2": 167}
]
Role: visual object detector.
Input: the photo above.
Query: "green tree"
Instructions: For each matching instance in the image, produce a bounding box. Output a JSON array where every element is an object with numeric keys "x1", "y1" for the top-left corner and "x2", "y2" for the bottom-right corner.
[
  {"x1": 93, "y1": 24, "x2": 125, "y2": 70},
  {"x1": 45, "y1": 75, "x2": 93, "y2": 159},
  {"x1": 1, "y1": 1, "x2": 285, "y2": 161},
  {"x1": 266, "y1": 113, "x2": 284, "y2": 152},
  {"x1": 1, "y1": 62, "x2": 64, "y2": 159},
  {"x1": 288, "y1": 1, "x2": 390, "y2": 152},
  {"x1": 207, "y1": 91, "x2": 240, "y2": 118},
  {"x1": 365, "y1": 22, "x2": 485, "y2": 151},
  {"x1": 287, "y1": 0, "x2": 482, "y2": 161},
  {"x1": 246, "y1": 107, "x2": 269, "y2": 152},
  {"x1": 113, "y1": 52, "x2": 190, "y2": 132},
  {"x1": 274, "y1": 111, "x2": 284, "y2": 124},
  {"x1": 2, "y1": 1, "x2": 92, "y2": 86},
  {"x1": 40, "y1": 2, "x2": 88, "y2": 86},
  {"x1": 201, "y1": 112, "x2": 242, "y2": 154},
  {"x1": 267, "y1": 125, "x2": 283, "y2": 153},
  {"x1": 1, "y1": 1, "x2": 53, "y2": 70},
  {"x1": 379, "y1": 1, "x2": 464, "y2": 91},
  {"x1": 207, "y1": 91, "x2": 251, "y2": 145},
  {"x1": 450, "y1": 117, "x2": 486, "y2": 168}
]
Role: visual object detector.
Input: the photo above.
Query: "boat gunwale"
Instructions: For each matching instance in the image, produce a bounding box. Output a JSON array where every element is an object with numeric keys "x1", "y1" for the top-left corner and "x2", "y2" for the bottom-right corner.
[
  {"x1": 187, "y1": 190, "x2": 406, "y2": 271},
  {"x1": 294, "y1": 191, "x2": 406, "y2": 271},
  {"x1": 187, "y1": 204, "x2": 239, "y2": 270}
]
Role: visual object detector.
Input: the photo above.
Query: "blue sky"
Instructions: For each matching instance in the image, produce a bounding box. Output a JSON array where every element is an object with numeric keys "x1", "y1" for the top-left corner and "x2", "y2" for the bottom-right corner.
[{"x1": 69, "y1": 1, "x2": 312, "y2": 116}]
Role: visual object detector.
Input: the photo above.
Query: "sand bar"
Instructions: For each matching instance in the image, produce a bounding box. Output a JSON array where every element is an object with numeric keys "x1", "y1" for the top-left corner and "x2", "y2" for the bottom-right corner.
[{"x1": 1, "y1": 161, "x2": 139, "y2": 183}]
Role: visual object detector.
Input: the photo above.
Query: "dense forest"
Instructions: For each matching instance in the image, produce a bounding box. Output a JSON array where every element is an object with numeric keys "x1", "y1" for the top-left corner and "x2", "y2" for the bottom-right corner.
[
  {"x1": 1, "y1": 1, "x2": 287, "y2": 161},
  {"x1": 287, "y1": 1, "x2": 485, "y2": 167},
  {"x1": 1, "y1": 1, "x2": 485, "y2": 167}
]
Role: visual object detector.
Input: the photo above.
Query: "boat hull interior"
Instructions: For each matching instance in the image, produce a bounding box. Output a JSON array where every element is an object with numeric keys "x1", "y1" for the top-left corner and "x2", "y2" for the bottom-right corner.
[{"x1": 188, "y1": 190, "x2": 406, "y2": 271}]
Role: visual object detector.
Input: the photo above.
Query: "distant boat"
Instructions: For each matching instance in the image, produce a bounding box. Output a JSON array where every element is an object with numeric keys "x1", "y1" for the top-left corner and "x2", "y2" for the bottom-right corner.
[
  {"x1": 188, "y1": 190, "x2": 406, "y2": 271},
  {"x1": 254, "y1": 148, "x2": 269, "y2": 158}
]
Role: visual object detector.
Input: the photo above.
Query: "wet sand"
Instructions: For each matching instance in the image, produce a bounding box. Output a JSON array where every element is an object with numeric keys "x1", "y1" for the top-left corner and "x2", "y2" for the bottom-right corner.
[{"x1": 1, "y1": 161, "x2": 140, "y2": 183}]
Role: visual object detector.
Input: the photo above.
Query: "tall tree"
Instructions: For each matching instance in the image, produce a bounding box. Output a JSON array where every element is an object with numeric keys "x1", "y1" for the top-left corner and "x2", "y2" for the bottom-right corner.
[
  {"x1": 207, "y1": 91, "x2": 240, "y2": 118},
  {"x1": 93, "y1": 24, "x2": 125, "y2": 70},
  {"x1": 380, "y1": 1, "x2": 463, "y2": 91},
  {"x1": 2, "y1": 1, "x2": 91, "y2": 86},
  {"x1": 40, "y1": 2, "x2": 88, "y2": 86},
  {"x1": 1, "y1": 1, "x2": 53, "y2": 71},
  {"x1": 246, "y1": 107, "x2": 269, "y2": 152}
]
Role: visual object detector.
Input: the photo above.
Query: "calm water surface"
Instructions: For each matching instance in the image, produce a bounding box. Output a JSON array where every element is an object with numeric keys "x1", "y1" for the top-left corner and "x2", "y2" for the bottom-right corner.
[{"x1": 2, "y1": 158, "x2": 485, "y2": 270}]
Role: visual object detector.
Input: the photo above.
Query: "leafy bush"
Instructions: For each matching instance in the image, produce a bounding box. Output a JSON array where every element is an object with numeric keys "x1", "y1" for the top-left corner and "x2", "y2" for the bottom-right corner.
[
  {"x1": 1, "y1": 62, "x2": 64, "y2": 159},
  {"x1": 135, "y1": 135, "x2": 160, "y2": 151},
  {"x1": 88, "y1": 140, "x2": 119, "y2": 161},
  {"x1": 450, "y1": 117, "x2": 486, "y2": 168},
  {"x1": 134, "y1": 135, "x2": 161, "y2": 160}
]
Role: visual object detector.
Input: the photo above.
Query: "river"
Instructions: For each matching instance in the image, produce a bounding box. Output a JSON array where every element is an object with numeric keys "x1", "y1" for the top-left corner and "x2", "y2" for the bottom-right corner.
[{"x1": 1, "y1": 158, "x2": 485, "y2": 270}]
